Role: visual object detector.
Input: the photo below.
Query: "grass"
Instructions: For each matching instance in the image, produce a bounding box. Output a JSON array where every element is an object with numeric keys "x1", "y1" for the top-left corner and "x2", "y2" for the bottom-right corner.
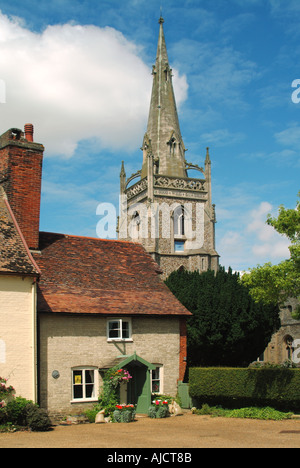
[{"x1": 193, "y1": 404, "x2": 294, "y2": 420}]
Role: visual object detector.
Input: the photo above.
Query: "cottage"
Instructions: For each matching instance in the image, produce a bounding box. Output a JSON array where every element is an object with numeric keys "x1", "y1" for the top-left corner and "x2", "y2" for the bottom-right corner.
[
  {"x1": 0, "y1": 123, "x2": 191, "y2": 419},
  {"x1": 33, "y1": 231, "x2": 191, "y2": 417}
]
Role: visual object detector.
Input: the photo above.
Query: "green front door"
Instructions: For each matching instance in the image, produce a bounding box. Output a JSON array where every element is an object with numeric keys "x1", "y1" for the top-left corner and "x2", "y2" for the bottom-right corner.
[{"x1": 127, "y1": 364, "x2": 151, "y2": 413}]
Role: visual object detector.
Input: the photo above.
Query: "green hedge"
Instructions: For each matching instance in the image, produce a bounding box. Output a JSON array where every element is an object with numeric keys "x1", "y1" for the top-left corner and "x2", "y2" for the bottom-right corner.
[{"x1": 189, "y1": 367, "x2": 300, "y2": 412}]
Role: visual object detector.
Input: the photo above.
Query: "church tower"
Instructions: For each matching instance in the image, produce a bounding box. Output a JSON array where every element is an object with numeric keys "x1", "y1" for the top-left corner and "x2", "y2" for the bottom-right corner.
[{"x1": 119, "y1": 17, "x2": 219, "y2": 279}]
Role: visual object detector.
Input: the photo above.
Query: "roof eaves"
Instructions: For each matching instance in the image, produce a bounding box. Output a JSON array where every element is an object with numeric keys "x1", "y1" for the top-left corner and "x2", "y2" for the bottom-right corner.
[{"x1": 1, "y1": 190, "x2": 41, "y2": 276}]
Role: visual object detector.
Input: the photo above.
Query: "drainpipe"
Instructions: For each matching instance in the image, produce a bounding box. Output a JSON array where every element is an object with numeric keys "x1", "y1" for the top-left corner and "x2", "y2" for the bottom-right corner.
[{"x1": 32, "y1": 279, "x2": 38, "y2": 403}]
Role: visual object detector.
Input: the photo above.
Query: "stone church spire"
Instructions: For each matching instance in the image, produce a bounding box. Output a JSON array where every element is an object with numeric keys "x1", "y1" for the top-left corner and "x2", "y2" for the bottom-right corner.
[
  {"x1": 119, "y1": 17, "x2": 219, "y2": 278},
  {"x1": 141, "y1": 17, "x2": 187, "y2": 179}
]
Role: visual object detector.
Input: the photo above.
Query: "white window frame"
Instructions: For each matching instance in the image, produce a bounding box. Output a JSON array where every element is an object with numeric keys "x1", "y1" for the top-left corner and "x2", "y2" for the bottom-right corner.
[
  {"x1": 172, "y1": 205, "x2": 186, "y2": 254},
  {"x1": 107, "y1": 318, "x2": 132, "y2": 342},
  {"x1": 151, "y1": 365, "x2": 163, "y2": 394},
  {"x1": 71, "y1": 367, "x2": 98, "y2": 403}
]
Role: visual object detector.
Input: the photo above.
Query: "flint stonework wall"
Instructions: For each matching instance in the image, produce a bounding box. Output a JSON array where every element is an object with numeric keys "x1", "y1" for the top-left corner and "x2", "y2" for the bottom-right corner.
[{"x1": 263, "y1": 298, "x2": 300, "y2": 364}]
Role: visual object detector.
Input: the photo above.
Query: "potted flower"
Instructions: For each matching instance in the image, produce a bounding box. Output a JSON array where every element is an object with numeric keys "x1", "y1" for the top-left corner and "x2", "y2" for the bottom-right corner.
[
  {"x1": 113, "y1": 404, "x2": 136, "y2": 423},
  {"x1": 148, "y1": 399, "x2": 169, "y2": 419}
]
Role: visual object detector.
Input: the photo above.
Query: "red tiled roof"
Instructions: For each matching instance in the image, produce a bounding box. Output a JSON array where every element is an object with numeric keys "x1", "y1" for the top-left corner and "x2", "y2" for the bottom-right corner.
[
  {"x1": 0, "y1": 187, "x2": 40, "y2": 276},
  {"x1": 33, "y1": 232, "x2": 192, "y2": 317}
]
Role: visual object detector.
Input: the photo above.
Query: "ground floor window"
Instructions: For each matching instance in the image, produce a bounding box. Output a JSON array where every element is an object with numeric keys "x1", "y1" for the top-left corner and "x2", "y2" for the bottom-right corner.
[
  {"x1": 72, "y1": 367, "x2": 97, "y2": 401},
  {"x1": 151, "y1": 366, "x2": 163, "y2": 393}
]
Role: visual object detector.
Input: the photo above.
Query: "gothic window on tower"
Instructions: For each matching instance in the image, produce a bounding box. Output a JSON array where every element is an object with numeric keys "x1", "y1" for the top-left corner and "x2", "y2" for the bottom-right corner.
[
  {"x1": 174, "y1": 205, "x2": 185, "y2": 236},
  {"x1": 131, "y1": 211, "x2": 140, "y2": 239},
  {"x1": 173, "y1": 205, "x2": 186, "y2": 253}
]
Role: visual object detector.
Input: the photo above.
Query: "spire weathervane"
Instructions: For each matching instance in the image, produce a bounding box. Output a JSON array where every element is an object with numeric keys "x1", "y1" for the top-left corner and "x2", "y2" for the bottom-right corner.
[{"x1": 159, "y1": 5, "x2": 164, "y2": 23}]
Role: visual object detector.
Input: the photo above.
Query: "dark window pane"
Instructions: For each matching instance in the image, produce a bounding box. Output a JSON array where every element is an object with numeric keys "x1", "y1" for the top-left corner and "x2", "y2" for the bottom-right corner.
[
  {"x1": 85, "y1": 384, "x2": 94, "y2": 398},
  {"x1": 85, "y1": 370, "x2": 94, "y2": 384},
  {"x1": 122, "y1": 321, "x2": 130, "y2": 338},
  {"x1": 73, "y1": 385, "x2": 83, "y2": 399},
  {"x1": 109, "y1": 321, "x2": 120, "y2": 338}
]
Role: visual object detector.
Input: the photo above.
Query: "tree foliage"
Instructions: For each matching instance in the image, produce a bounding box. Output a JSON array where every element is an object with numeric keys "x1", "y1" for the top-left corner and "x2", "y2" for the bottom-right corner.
[
  {"x1": 165, "y1": 267, "x2": 280, "y2": 367},
  {"x1": 242, "y1": 192, "x2": 300, "y2": 317}
]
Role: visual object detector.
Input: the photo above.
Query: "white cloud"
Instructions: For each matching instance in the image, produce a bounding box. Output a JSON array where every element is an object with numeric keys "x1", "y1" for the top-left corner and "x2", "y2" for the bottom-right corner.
[
  {"x1": 247, "y1": 202, "x2": 274, "y2": 241},
  {"x1": 246, "y1": 202, "x2": 290, "y2": 260},
  {"x1": 0, "y1": 12, "x2": 187, "y2": 158},
  {"x1": 275, "y1": 124, "x2": 300, "y2": 149},
  {"x1": 217, "y1": 197, "x2": 291, "y2": 270}
]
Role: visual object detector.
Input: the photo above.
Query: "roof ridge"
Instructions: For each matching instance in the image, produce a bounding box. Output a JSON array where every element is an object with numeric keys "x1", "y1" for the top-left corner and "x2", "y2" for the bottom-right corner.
[
  {"x1": 39, "y1": 231, "x2": 143, "y2": 245},
  {"x1": 0, "y1": 188, "x2": 41, "y2": 276}
]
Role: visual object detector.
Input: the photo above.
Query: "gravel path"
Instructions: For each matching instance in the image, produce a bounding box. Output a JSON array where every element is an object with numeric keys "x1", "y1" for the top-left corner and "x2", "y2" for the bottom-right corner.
[{"x1": 0, "y1": 412, "x2": 299, "y2": 448}]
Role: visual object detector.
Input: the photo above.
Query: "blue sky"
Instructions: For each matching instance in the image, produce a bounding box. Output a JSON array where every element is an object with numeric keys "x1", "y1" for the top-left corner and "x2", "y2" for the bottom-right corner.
[{"x1": 0, "y1": 0, "x2": 299, "y2": 272}]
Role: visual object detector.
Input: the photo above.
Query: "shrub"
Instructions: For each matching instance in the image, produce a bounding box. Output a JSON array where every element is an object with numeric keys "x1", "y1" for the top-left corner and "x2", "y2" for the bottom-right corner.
[
  {"x1": 25, "y1": 404, "x2": 52, "y2": 432},
  {"x1": 192, "y1": 404, "x2": 293, "y2": 420},
  {"x1": 225, "y1": 406, "x2": 293, "y2": 420},
  {"x1": 3, "y1": 397, "x2": 51, "y2": 431},
  {"x1": 5, "y1": 397, "x2": 33, "y2": 426},
  {"x1": 85, "y1": 405, "x2": 102, "y2": 423},
  {"x1": 189, "y1": 367, "x2": 300, "y2": 412}
]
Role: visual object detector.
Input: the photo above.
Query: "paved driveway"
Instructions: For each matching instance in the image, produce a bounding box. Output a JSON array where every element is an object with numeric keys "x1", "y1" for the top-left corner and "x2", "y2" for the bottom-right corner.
[{"x1": 0, "y1": 412, "x2": 299, "y2": 448}]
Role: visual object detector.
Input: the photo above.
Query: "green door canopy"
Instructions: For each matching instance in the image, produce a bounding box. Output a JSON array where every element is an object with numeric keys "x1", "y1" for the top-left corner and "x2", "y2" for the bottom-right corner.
[
  {"x1": 99, "y1": 353, "x2": 156, "y2": 414},
  {"x1": 116, "y1": 352, "x2": 156, "y2": 371},
  {"x1": 99, "y1": 352, "x2": 156, "y2": 372},
  {"x1": 121, "y1": 353, "x2": 155, "y2": 413}
]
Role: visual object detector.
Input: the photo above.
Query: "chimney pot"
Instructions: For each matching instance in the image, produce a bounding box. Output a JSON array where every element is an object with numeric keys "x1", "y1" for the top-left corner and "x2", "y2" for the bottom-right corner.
[{"x1": 24, "y1": 123, "x2": 34, "y2": 142}]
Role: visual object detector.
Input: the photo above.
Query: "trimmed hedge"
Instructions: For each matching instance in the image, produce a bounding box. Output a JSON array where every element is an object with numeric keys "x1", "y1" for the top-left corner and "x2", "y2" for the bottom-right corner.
[{"x1": 189, "y1": 367, "x2": 300, "y2": 412}]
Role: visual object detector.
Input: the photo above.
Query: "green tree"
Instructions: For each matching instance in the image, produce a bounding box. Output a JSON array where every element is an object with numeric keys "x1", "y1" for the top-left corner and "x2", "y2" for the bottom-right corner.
[
  {"x1": 165, "y1": 267, "x2": 280, "y2": 367},
  {"x1": 242, "y1": 192, "x2": 300, "y2": 317}
]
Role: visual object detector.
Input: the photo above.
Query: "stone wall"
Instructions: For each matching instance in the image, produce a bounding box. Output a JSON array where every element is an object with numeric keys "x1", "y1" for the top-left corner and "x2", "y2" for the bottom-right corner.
[
  {"x1": 120, "y1": 188, "x2": 218, "y2": 279},
  {"x1": 38, "y1": 314, "x2": 182, "y2": 418},
  {"x1": 263, "y1": 298, "x2": 300, "y2": 364}
]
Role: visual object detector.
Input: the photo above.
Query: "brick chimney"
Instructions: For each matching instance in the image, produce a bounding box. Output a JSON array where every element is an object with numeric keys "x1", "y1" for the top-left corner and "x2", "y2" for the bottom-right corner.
[{"x1": 0, "y1": 124, "x2": 44, "y2": 250}]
